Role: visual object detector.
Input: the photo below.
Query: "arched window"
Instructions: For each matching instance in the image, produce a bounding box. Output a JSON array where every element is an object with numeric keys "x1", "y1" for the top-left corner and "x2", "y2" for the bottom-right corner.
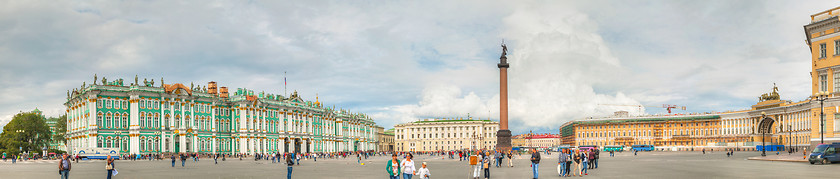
[
  {"x1": 97, "y1": 137, "x2": 103, "y2": 148},
  {"x1": 175, "y1": 115, "x2": 180, "y2": 128},
  {"x1": 122, "y1": 113, "x2": 128, "y2": 129},
  {"x1": 97, "y1": 112, "x2": 103, "y2": 128},
  {"x1": 140, "y1": 138, "x2": 146, "y2": 151},
  {"x1": 105, "y1": 113, "x2": 112, "y2": 129},
  {"x1": 154, "y1": 113, "x2": 160, "y2": 129},
  {"x1": 140, "y1": 112, "x2": 146, "y2": 128},
  {"x1": 140, "y1": 100, "x2": 145, "y2": 109}
]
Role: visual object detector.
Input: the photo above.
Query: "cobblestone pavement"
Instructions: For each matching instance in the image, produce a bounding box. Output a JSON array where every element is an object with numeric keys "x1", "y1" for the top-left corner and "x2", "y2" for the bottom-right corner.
[{"x1": 0, "y1": 151, "x2": 837, "y2": 178}]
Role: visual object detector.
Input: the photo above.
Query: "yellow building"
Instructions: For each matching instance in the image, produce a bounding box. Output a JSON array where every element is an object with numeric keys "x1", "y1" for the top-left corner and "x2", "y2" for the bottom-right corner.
[
  {"x1": 375, "y1": 126, "x2": 395, "y2": 152},
  {"x1": 805, "y1": 6, "x2": 840, "y2": 146},
  {"x1": 558, "y1": 6, "x2": 840, "y2": 151},
  {"x1": 394, "y1": 118, "x2": 498, "y2": 152},
  {"x1": 512, "y1": 134, "x2": 527, "y2": 147}
]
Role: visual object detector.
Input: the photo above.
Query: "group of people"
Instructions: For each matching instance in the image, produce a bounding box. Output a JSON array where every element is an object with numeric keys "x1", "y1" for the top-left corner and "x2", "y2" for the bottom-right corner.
[
  {"x1": 57, "y1": 153, "x2": 117, "y2": 179},
  {"x1": 386, "y1": 153, "x2": 431, "y2": 179},
  {"x1": 557, "y1": 147, "x2": 599, "y2": 178}
]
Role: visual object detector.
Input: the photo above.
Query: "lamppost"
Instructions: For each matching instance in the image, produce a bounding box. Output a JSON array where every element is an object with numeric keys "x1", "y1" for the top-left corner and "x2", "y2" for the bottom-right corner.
[
  {"x1": 815, "y1": 91, "x2": 830, "y2": 144},
  {"x1": 788, "y1": 125, "x2": 792, "y2": 155},
  {"x1": 761, "y1": 112, "x2": 767, "y2": 157}
]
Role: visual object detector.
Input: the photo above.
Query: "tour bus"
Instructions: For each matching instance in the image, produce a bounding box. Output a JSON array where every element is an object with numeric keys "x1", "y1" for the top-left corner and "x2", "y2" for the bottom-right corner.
[
  {"x1": 604, "y1": 145, "x2": 624, "y2": 152},
  {"x1": 809, "y1": 143, "x2": 840, "y2": 165},
  {"x1": 631, "y1": 145, "x2": 655, "y2": 151},
  {"x1": 74, "y1": 147, "x2": 120, "y2": 160},
  {"x1": 755, "y1": 145, "x2": 785, "y2": 152},
  {"x1": 578, "y1": 145, "x2": 597, "y2": 151}
]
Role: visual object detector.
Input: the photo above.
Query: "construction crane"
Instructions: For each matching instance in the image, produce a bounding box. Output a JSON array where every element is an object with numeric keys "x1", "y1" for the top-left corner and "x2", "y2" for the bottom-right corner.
[{"x1": 598, "y1": 104, "x2": 687, "y2": 114}]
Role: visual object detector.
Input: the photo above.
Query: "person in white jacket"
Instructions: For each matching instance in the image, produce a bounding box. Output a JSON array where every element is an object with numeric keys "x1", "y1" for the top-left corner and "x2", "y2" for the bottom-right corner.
[
  {"x1": 416, "y1": 162, "x2": 431, "y2": 179},
  {"x1": 401, "y1": 153, "x2": 417, "y2": 179}
]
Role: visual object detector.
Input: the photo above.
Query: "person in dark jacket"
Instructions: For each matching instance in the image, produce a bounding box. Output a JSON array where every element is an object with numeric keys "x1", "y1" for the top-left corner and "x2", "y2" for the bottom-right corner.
[
  {"x1": 180, "y1": 153, "x2": 187, "y2": 167},
  {"x1": 593, "y1": 147, "x2": 600, "y2": 169},
  {"x1": 530, "y1": 150, "x2": 541, "y2": 179},
  {"x1": 59, "y1": 153, "x2": 71, "y2": 179},
  {"x1": 171, "y1": 154, "x2": 177, "y2": 167},
  {"x1": 286, "y1": 152, "x2": 295, "y2": 179}
]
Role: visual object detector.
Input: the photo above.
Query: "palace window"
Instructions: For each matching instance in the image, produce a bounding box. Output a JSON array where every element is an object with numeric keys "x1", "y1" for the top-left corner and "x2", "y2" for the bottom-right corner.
[
  {"x1": 834, "y1": 72, "x2": 840, "y2": 93},
  {"x1": 835, "y1": 40, "x2": 840, "y2": 55},
  {"x1": 122, "y1": 113, "x2": 128, "y2": 129},
  {"x1": 105, "y1": 114, "x2": 112, "y2": 129},
  {"x1": 97, "y1": 113, "x2": 103, "y2": 127},
  {"x1": 821, "y1": 43, "x2": 827, "y2": 58},
  {"x1": 97, "y1": 99, "x2": 103, "y2": 108},
  {"x1": 821, "y1": 74, "x2": 828, "y2": 92},
  {"x1": 154, "y1": 113, "x2": 160, "y2": 129}
]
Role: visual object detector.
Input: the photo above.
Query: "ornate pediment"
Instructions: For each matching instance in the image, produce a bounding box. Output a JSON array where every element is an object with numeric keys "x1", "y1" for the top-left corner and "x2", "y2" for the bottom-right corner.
[{"x1": 163, "y1": 83, "x2": 192, "y2": 96}]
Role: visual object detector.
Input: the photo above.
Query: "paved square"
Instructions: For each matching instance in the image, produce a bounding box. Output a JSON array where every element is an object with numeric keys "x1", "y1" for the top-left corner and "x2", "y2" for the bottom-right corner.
[{"x1": 1, "y1": 151, "x2": 837, "y2": 178}]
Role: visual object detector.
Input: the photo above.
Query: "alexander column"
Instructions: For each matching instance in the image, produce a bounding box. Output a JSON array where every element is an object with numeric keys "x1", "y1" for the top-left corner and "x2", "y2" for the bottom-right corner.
[{"x1": 496, "y1": 42, "x2": 512, "y2": 151}]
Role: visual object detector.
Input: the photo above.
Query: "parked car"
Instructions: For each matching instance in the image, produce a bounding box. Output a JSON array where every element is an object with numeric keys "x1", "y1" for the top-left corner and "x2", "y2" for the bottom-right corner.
[{"x1": 809, "y1": 143, "x2": 840, "y2": 165}]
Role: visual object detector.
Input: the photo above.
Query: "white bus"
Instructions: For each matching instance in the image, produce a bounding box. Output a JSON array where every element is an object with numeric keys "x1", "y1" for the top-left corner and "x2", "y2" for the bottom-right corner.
[{"x1": 74, "y1": 147, "x2": 120, "y2": 160}]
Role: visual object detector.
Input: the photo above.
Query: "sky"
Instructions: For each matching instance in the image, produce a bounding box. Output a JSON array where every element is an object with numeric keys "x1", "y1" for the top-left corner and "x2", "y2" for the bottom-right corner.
[{"x1": 0, "y1": 0, "x2": 837, "y2": 135}]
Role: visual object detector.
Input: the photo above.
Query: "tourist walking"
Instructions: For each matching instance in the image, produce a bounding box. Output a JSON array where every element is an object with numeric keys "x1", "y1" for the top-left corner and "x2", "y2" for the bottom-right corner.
[
  {"x1": 530, "y1": 150, "x2": 541, "y2": 179},
  {"x1": 483, "y1": 151, "x2": 492, "y2": 179},
  {"x1": 564, "y1": 149, "x2": 572, "y2": 177},
  {"x1": 286, "y1": 152, "x2": 295, "y2": 179},
  {"x1": 401, "y1": 153, "x2": 416, "y2": 179},
  {"x1": 171, "y1": 154, "x2": 176, "y2": 167},
  {"x1": 581, "y1": 151, "x2": 589, "y2": 175},
  {"x1": 593, "y1": 147, "x2": 599, "y2": 169},
  {"x1": 106, "y1": 155, "x2": 116, "y2": 179},
  {"x1": 470, "y1": 151, "x2": 480, "y2": 179},
  {"x1": 59, "y1": 153, "x2": 71, "y2": 179},
  {"x1": 507, "y1": 151, "x2": 513, "y2": 167},
  {"x1": 588, "y1": 150, "x2": 595, "y2": 170},
  {"x1": 572, "y1": 150, "x2": 582, "y2": 177},
  {"x1": 494, "y1": 150, "x2": 502, "y2": 168},
  {"x1": 386, "y1": 154, "x2": 401, "y2": 179},
  {"x1": 417, "y1": 162, "x2": 431, "y2": 179},
  {"x1": 180, "y1": 153, "x2": 187, "y2": 167},
  {"x1": 558, "y1": 149, "x2": 568, "y2": 177}
]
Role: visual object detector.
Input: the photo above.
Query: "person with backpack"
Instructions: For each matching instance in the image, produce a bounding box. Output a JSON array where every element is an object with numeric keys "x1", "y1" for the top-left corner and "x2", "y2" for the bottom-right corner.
[
  {"x1": 581, "y1": 150, "x2": 589, "y2": 176},
  {"x1": 588, "y1": 150, "x2": 596, "y2": 171}
]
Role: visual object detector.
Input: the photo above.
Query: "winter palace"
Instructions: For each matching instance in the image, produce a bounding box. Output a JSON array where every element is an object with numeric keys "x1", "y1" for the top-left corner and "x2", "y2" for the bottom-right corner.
[{"x1": 64, "y1": 76, "x2": 377, "y2": 155}]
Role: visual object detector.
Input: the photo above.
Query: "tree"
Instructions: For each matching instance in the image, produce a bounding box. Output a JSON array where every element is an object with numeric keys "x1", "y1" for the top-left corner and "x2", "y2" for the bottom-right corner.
[
  {"x1": 0, "y1": 112, "x2": 51, "y2": 154},
  {"x1": 53, "y1": 114, "x2": 67, "y2": 143}
]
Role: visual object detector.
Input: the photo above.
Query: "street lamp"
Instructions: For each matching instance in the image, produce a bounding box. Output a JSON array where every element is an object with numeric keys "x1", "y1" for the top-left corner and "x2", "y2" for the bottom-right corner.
[
  {"x1": 814, "y1": 91, "x2": 830, "y2": 144},
  {"x1": 788, "y1": 124, "x2": 792, "y2": 155},
  {"x1": 761, "y1": 112, "x2": 767, "y2": 157}
]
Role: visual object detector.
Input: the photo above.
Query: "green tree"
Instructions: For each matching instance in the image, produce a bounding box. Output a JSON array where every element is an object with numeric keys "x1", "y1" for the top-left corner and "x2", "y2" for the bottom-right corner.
[
  {"x1": 53, "y1": 114, "x2": 67, "y2": 143},
  {"x1": 0, "y1": 112, "x2": 51, "y2": 154}
]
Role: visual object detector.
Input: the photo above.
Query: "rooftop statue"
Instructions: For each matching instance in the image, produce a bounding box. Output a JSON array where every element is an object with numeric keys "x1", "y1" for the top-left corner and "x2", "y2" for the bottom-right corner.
[
  {"x1": 134, "y1": 75, "x2": 138, "y2": 86},
  {"x1": 101, "y1": 77, "x2": 107, "y2": 85},
  {"x1": 758, "y1": 83, "x2": 781, "y2": 102},
  {"x1": 93, "y1": 74, "x2": 97, "y2": 85}
]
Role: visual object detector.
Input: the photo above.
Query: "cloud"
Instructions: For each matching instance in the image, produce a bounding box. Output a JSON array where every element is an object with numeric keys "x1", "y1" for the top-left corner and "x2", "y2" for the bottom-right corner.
[{"x1": 375, "y1": 2, "x2": 644, "y2": 133}]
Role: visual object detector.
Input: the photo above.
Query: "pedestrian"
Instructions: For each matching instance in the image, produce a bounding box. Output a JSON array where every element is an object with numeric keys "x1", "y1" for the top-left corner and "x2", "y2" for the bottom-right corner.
[
  {"x1": 702, "y1": 149, "x2": 705, "y2": 154},
  {"x1": 593, "y1": 147, "x2": 599, "y2": 169},
  {"x1": 572, "y1": 150, "x2": 581, "y2": 177},
  {"x1": 401, "y1": 153, "x2": 416, "y2": 179},
  {"x1": 286, "y1": 152, "x2": 295, "y2": 179},
  {"x1": 417, "y1": 162, "x2": 431, "y2": 179},
  {"x1": 59, "y1": 153, "x2": 71, "y2": 179},
  {"x1": 565, "y1": 149, "x2": 572, "y2": 177},
  {"x1": 106, "y1": 155, "x2": 115, "y2": 179},
  {"x1": 171, "y1": 154, "x2": 176, "y2": 167},
  {"x1": 610, "y1": 151, "x2": 614, "y2": 157},
  {"x1": 470, "y1": 151, "x2": 480, "y2": 179},
  {"x1": 494, "y1": 150, "x2": 502, "y2": 168},
  {"x1": 530, "y1": 149, "x2": 541, "y2": 179},
  {"x1": 12, "y1": 154, "x2": 16, "y2": 164},
  {"x1": 507, "y1": 151, "x2": 513, "y2": 167},
  {"x1": 180, "y1": 153, "x2": 187, "y2": 167},
  {"x1": 385, "y1": 154, "x2": 401, "y2": 179},
  {"x1": 558, "y1": 149, "x2": 568, "y2": 177},
  {"x1": 582, "y1": 150, "x2": 589, "y2": 176},
  {"x1": 215, "y1": 154, "x2": 219, "y2": 164},
  {"x1": 483, "y1": 151, "x2": 491, "y2": 179},
  {"x1": 588, "y1": 150, "x2": 595, "y2": 170},
  {"x1": 296, "y1": 152, "x2": 301, "y2": 166}
]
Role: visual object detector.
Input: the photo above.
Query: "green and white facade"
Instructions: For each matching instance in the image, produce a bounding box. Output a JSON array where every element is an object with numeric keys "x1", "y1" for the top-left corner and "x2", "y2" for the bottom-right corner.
[{"x1": 65, "y1": 79, "x2": 377, "y2": 155}]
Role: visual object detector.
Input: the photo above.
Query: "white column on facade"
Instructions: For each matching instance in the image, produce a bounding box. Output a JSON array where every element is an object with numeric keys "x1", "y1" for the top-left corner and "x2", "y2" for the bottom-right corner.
[
  {"x1": 129, "y1": 94, "x2": 140, "y2": 154},
  {"x1": 239, "y1": 105, "x2": 247, "y2": 154},
  {"x1": 179, "y1": 101, "x2": 186, "y2": 153},
  {"x1": 211, "y1": 104, "x2": 217, "y2": 154},
  {"x1": 88, "y1": 95, "x2": 98, "y2": 149}
]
